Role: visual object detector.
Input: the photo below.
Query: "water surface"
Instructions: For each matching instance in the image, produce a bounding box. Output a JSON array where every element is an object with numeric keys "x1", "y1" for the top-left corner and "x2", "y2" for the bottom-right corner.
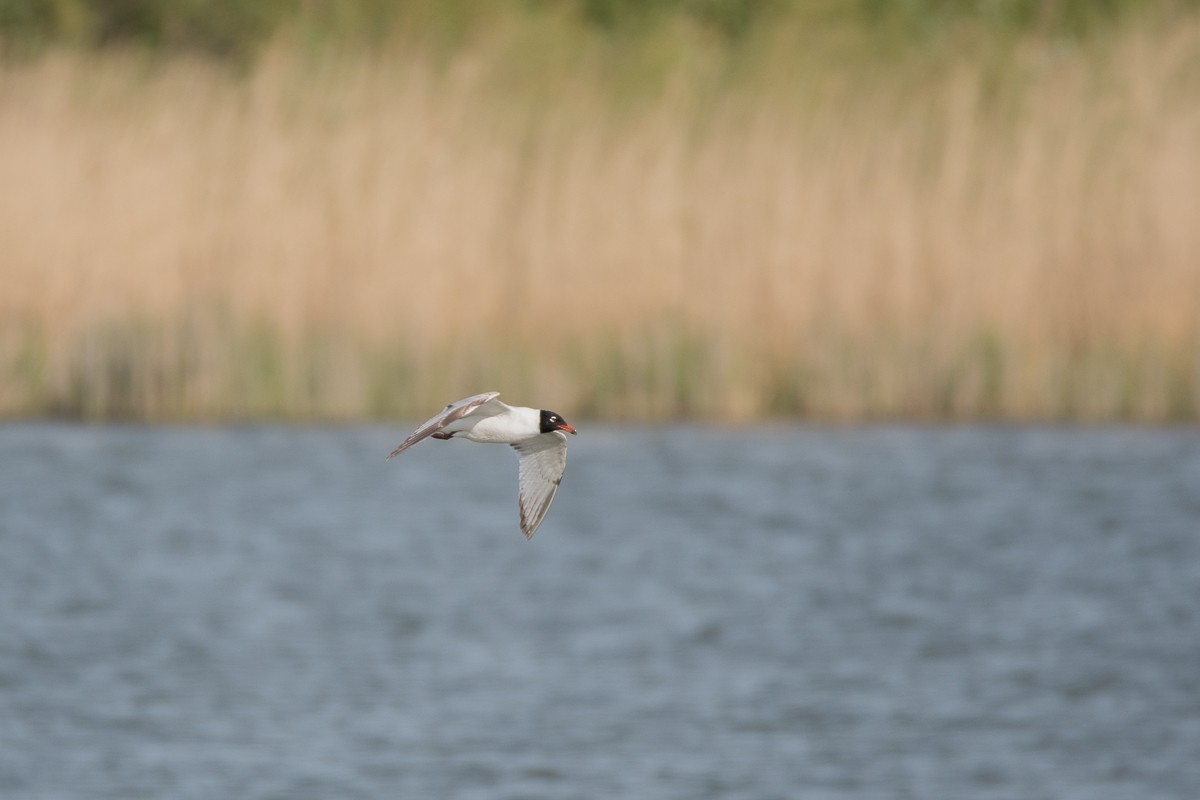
[{"x1": 1, "y1": 423, "x2": 1198, "y2": 799}]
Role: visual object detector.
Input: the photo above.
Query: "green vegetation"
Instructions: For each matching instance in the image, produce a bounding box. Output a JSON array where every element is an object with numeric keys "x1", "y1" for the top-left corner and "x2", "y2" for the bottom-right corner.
[{"x1": 3, "y1": 0, "x2": 1197, "y2": 59}]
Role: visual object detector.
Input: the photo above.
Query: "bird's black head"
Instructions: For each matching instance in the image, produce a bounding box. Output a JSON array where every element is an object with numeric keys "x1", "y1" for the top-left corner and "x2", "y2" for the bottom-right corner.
[{"x1": 540, "y1": 409, "x2": 578, "y2": 435}]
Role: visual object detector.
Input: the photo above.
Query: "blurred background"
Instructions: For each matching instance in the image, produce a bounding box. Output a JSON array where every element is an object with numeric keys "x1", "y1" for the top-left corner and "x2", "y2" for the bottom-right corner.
[
  {"x1": 1, "y1": 0, "x2": 1198, "y2": 423},
  {"x1": 3, "y1": 4, "x2": 1200, "y2": 800}
]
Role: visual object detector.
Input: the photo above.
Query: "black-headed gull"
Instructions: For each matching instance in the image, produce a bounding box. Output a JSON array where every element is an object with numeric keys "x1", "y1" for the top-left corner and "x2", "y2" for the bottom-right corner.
[{"x1": 386, "y1": 392, "x2": 577, "y2": 539}]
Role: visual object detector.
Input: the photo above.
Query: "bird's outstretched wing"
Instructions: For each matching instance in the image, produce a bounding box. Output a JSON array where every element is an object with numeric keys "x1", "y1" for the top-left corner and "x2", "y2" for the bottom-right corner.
[
  {"x1": 510, "y1": 432, "x2": 569, "y2": 539},
  {"x1": 386, "y1": 392, "x2": 501, "y2": 460}
]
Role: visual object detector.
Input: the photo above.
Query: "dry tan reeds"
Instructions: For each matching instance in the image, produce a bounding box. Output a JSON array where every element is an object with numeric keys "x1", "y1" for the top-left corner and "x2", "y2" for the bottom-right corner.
[{"x1": 1, "y1": 22, "x2": 1198, "y2": 421}]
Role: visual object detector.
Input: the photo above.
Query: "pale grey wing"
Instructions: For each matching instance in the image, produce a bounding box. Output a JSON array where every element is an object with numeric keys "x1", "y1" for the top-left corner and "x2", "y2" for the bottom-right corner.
[
  {"x1": 385, "y1": 391, "x2": 501, "y2": 460},
  {"x1": 510, "y1": 432, "x2": 569, "y2": 539}
]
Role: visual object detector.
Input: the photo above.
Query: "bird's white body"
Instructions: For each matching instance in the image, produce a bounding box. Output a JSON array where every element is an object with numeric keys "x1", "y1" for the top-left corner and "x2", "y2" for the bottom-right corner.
[
  {"x1": 386, "y1": 392, "x2": 576, "y2": 539},
  {"x1": 443, "y1": 403, "x2": 541, "y2": 444}
]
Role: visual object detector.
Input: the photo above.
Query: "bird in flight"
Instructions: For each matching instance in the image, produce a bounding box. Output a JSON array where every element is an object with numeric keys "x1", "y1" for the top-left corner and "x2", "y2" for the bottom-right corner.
[{"x1": 386, "y1": 392, "x2": 577, "y2": 539}]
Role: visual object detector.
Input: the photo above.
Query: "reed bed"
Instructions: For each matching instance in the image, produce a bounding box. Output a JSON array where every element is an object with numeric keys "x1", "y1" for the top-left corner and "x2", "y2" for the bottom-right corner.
[{"x1": 1, "y1": 20, "x2": 1199, "y2": 422}]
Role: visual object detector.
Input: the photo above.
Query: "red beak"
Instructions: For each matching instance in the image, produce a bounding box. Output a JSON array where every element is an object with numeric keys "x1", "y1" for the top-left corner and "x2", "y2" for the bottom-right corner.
[{"x1": 556, "y1": 423, "x2": 578, "y2": 435}]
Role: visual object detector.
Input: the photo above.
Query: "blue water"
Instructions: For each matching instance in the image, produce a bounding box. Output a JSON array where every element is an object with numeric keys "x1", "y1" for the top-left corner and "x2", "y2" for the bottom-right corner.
[{"x1": 1, "y1": 423, "x2": 1198, "y2": 799}]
